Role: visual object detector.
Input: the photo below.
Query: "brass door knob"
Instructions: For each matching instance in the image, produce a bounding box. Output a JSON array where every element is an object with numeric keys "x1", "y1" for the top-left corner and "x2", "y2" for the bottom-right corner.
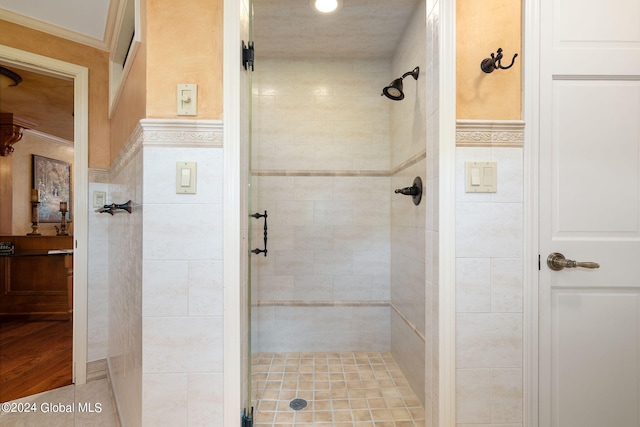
[{"x1": 547, "y1": 252, "x2": 600, "y2": 271}]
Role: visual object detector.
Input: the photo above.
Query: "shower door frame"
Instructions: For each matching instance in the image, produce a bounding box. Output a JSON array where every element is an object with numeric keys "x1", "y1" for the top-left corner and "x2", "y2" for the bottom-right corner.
[
  {"x1": 222, "y1": 1, "x2": 459, "y2": 426},
  {"x1": 222, "y1": 0, "x2": 249, "y2": 423}
]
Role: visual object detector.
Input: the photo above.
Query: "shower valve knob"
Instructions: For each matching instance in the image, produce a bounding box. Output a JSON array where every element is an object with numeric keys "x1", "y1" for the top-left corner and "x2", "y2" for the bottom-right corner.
[
  {"x1": 394, "y1": 177, "x2": 423, "y2": 206},
  {"x1": 395, "y1": 186, "x2": 419, "y2": 196}
]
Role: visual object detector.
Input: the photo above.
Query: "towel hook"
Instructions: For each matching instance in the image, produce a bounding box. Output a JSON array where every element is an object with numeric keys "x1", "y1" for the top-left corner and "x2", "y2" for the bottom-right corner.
[
  {"x1": 481, "y1": 48, "x2": 518, "y2": 73},
  {"x1": 95, "y1": 200, "x2": 132, "y2": 215}
]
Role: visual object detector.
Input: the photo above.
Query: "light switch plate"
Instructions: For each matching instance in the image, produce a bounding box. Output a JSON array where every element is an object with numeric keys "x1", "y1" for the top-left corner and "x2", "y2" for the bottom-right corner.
[
  {"x1": 465, "y1": 161, "x2": 497, "y2": 193},
  {"x1": 177, "y1": 84, "x2": 197, "y2": 116},
  {"x1": 93, "y1": 191, "x2": 106, "y2": 208},
  {"x1": 176, "y1": 162, "x2": 197, "y2": 194}
]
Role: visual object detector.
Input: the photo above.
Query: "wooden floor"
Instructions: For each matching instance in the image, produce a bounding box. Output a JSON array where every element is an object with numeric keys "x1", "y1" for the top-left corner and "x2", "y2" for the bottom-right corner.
[{"x1": 0, "y1": 318, "x2": 72, "y2": 402}]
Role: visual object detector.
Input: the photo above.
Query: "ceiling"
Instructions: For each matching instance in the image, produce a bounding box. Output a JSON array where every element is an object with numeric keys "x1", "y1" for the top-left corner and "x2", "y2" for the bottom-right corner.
[
  {"x1": 0, "y1": 0, "x2": 113, "y2": 48},
  {"x1": 0, "y1": 65, "x2": 75, "y2": 142},
  {"x1": 0, "y1": 0, "x2": 419, "y2": 141},
  {"x1": 253, "y1": 0, "x2": 421, "y2": 59}
]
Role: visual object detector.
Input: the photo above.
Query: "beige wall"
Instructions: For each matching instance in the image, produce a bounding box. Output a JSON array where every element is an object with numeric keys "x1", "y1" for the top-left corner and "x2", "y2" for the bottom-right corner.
[
  {"x1": 145, "y1": 0, "x2": 223, "y2": 119},
  {"x1": 110, "y1": 46, "x2": 147, "y2": 160},
  {"x1": 0, "y1": 0, "x2": 224, "y2": 169},
  {"x1": 109, "y1": 0, "x2": 223, "y2": 159},
  {"x1": 0, "y1": 19, "x2": 111, "y2": 169},
  {"x1": 456, "y1": 0, "x2": 522, "y2": 120},
  {"x1": 11, "y1": 133, "x2": 74, "y2": 235}
]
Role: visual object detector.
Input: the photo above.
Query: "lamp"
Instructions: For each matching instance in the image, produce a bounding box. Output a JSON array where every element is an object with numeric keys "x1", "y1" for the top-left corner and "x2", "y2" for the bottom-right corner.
[
  {"x1": 0, "y1": 66, "x2": 22, "y2": 88},
  {"x1": 311, "y1": 0, "x2": 342, "y2": 14}
]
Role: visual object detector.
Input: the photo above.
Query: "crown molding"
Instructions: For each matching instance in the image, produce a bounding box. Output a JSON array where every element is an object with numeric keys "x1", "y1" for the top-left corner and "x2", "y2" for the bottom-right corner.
[
  {"x1": 0, "y1": 8, "x2": 109, "y2": 51},
  {"x1": 24, "y1": 128, "x2": 73, "y2": 146}
]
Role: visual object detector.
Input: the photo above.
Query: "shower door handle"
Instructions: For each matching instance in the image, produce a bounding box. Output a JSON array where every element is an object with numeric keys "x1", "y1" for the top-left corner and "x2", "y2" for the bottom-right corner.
[{"x1": 251, "y1": 211, "x2": 268, "y2": 257}]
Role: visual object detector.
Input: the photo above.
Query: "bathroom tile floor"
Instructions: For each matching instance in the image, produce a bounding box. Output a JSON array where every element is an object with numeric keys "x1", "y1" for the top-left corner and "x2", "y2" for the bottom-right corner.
[{"x1": 252, "y1": 352, "x2": 426, "y2": 426}]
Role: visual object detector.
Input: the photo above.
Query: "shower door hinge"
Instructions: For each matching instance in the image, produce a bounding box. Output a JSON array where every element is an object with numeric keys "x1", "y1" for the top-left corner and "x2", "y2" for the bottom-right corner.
[
  {"x1": 242, "y1": 41, "x2": 255, "y2": 71},
  {"x1": 241, "y1": 407, "x2": 253, "y2": 427}
]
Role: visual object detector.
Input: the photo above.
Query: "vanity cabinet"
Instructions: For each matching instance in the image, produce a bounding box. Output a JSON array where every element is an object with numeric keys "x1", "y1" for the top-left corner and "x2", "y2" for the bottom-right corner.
[{"x1": 0, "y1": 236, "x2": 73, "y2": 319}]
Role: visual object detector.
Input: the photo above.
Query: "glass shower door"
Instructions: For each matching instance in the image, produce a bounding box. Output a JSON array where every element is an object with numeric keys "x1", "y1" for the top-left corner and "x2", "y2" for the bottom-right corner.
[{"x1": 242, "y1": 0, "x2": 254, "y2": 423}]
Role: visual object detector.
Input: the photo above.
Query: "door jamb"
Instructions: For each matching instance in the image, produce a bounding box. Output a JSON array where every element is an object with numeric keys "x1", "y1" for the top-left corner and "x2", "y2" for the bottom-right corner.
[
  {"x1": 439, "y1": 0, "x2": 458, "y2": 425},
  {"x1": 222, "y1": 0, "x2": 243, "y2": 425},
  {"x1": 523, "y1": 0, "x2": 541, "y2": 424},
  {"x1": 0, "y1": 44, "x2": 89, "y2": 385}
]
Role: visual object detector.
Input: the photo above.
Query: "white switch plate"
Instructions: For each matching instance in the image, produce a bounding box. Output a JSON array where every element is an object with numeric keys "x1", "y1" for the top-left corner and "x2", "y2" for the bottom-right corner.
[
  {"x1": 93, "y1": 191, "x2": 106, "y2": 208},
  {"x1": 465, "y1": 161, "x2": 497, "y2": 193},
  {"x1": 177, "y1": 84, "x2": 197, "y2": 116},
  {"x1": 176, "y1": 162, "x2": 197, "y2": 194}
]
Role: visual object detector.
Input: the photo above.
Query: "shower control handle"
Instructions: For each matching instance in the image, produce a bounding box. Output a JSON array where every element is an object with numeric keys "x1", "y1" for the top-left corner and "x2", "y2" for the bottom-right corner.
[
  {"x1": 394, "y1": 177, "x2": 423, "y2": 206},
  {"x1": 395, "y1": 186, "x2": 419, "y2": 196}
]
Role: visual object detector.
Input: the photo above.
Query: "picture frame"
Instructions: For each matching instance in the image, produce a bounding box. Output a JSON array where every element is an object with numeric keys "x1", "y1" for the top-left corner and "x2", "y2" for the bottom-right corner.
[{"x1": 32, "y1": 155, "x2": 71, "y2": 223}]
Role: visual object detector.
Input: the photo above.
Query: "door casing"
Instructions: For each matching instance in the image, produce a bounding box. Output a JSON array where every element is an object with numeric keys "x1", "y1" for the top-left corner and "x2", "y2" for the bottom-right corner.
[
  {"x1": 221, "y1": 0, "x2": 459, "y2": 425},
  {"x1": 0, "y1": 44, "x2": 89, "y2": 385},
  {"x1": 523, "y1": 0, "x2": 541, "y2": 424}
]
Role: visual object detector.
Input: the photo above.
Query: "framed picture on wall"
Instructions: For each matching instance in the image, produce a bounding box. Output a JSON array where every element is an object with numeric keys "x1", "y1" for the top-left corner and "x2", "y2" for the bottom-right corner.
[{"x1": 32, "y1": 155, "x2": 71, "y2": 223}]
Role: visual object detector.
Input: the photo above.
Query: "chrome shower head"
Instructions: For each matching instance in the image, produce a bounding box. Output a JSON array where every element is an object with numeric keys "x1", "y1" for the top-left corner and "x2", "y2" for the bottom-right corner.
[{"x1": 381, "y1": 67, "x2": 420, "y2": 101}]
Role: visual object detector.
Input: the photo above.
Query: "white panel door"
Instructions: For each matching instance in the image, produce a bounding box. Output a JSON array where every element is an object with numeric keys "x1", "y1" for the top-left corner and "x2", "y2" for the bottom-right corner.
[{"x1": 539, "y1": 0, "x2": 640, "y2": 426}]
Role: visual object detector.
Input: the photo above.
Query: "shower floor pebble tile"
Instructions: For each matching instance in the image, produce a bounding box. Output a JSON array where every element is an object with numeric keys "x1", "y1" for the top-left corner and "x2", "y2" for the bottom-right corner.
[{"x1": 252, "y1": 352, "x2": 425, "y2": 427}]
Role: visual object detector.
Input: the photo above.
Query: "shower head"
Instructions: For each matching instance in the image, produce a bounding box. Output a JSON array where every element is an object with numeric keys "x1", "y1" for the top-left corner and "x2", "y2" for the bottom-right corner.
[{"x1": 381, "y1": 67, "x2": 420, "y2": 101}]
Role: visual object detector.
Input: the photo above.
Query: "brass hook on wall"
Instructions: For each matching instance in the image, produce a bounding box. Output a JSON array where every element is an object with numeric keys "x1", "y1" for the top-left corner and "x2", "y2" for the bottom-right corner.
[{"x1": 480, "y1": 48, "x2": 518, "y2": 73}]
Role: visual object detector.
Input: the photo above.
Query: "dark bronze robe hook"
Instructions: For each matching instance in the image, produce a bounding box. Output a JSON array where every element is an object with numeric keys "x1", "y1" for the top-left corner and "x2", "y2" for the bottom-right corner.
[{"x1": 481, "y1": 48, "x2": 518, "y2": 73}]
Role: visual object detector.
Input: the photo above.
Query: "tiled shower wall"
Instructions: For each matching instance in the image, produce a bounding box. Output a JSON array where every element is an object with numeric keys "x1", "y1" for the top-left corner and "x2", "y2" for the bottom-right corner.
[
  {"x1": 107, "y1": 121, "x2": 225, "y2": 427},
  {"x1": 251, "y1": 58, "x2": 393, "y2": 353},
  {"x1": 389, "y1": 0, "x2": 430, "y2": 407}
]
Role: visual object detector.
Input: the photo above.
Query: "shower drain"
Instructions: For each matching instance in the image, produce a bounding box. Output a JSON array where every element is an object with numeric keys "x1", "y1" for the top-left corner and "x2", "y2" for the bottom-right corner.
[{"x1": 289, "y1": 398, "x2": 308, "y2": 411}]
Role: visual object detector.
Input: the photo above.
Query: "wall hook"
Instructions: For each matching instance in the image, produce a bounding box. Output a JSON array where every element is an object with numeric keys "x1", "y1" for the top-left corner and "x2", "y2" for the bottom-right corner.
[{"x1": 480, "y1": 48, "x2": 518, "y2": 73}]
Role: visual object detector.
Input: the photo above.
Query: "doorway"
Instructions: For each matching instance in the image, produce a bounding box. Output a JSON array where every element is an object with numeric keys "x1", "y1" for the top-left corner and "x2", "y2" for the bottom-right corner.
[
  {"x1": 0, "y1": 44, "x2": 89, "y2": 398},
  {"x1": 248, "y1": 0, "x2": 429, "y2": 424},
  {"x1": 224, "y1": 0, "x2": 458, "y2": 424}
]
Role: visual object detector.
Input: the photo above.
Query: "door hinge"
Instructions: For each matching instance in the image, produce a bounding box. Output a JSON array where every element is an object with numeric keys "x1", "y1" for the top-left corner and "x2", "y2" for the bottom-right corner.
[
  {"x1": 242, "y1": 41, "x2": 255, "y2": 71},
  {"x1": 538, "y1": 254, "x2": 541, "y2": 271},
  {"x1": 241, "y1": 407, "x2": 253, "y2": 427}
]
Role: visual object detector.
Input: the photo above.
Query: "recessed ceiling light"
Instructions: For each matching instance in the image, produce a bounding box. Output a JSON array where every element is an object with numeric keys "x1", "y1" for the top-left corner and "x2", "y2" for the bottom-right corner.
[{"x1": 312, "y1": 0, "x2": 341, "y2": 14}]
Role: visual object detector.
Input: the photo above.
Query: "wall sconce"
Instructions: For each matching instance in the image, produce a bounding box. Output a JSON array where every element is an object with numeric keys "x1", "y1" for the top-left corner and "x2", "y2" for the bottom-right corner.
[{"x1": 0, "y1": 66, "x2": 22, "y2": 88}]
